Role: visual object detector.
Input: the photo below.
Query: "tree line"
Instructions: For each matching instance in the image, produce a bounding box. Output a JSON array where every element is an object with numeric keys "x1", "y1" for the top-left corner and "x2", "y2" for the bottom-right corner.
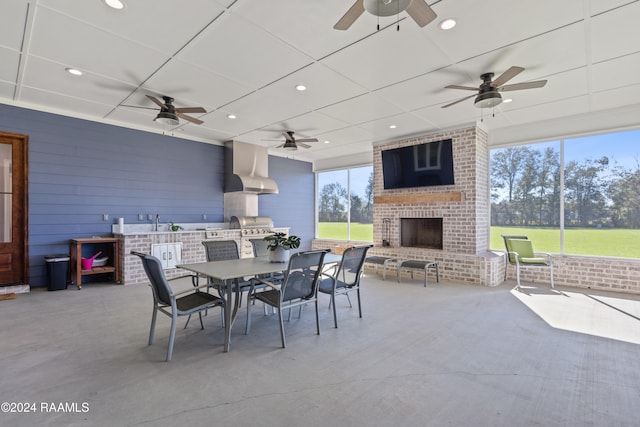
[
  {"x1": 491, "y1": 146, "x2": 640, "y2": 228},
  {"x1": 318, "y1": 173, "x2": 374, "y2": 223}
]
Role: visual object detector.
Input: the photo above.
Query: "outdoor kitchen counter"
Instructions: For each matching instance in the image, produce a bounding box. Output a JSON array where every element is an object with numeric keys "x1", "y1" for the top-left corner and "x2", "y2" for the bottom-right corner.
[{"x1": 114, "y1": 225, "x2": 288, "y2": 285}]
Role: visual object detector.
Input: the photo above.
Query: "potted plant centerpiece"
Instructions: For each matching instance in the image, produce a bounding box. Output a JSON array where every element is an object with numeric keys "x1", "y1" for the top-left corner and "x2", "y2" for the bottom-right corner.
[{"x1": 264, "y1": 232, "x2": 301, "y2": 263}]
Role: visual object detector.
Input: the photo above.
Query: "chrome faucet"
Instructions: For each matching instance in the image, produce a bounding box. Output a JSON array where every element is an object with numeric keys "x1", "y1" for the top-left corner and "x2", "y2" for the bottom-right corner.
[{"x1": 155, "y1": 214, "x2": 160, "y2": 231}]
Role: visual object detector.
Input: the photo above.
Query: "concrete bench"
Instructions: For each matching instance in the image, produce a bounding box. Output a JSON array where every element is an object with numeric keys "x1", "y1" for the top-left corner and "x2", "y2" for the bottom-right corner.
[
  {"x1": 397, "y1": 260, "x2": 440, "y2": 287},
  {"x1": 364, "y1": 256, "x2": 398, "y2": 281}
]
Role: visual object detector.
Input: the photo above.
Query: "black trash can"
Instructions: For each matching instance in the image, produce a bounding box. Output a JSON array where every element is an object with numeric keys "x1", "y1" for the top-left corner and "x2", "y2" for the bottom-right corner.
[{"x1": 45, "y1": 254, "x2": 70, "y2": 291}]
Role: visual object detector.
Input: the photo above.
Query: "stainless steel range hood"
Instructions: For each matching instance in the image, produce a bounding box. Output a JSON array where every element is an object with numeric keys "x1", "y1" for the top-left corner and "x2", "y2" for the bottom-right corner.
[{"x1": 224, "y1": 140, "x2": 278, "y2": 194}]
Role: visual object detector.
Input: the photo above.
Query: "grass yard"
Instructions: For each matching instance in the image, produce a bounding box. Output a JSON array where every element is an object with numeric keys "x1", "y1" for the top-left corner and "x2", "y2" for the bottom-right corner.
[
  {"x1": 318, "y1": 222, "x2": 640, "y2": 258},
  {"x1": 491, "y1": 226, "x2": 640, "y2": 258},
  {"x1": 318, "y1": 222, "x2": 373, "y2": 241}
]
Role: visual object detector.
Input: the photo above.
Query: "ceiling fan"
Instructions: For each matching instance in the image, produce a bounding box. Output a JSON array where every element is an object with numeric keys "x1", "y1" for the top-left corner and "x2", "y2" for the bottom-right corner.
[
  {"x1": 334, "y1": 0, "x2": 437, "y2": 30},
  {"x1": 276, "y1": 131, "x2": 318, "y2": 151},
  {"x1": 442, "y1": 66, "x2": 547, "y2": 109},
  {"x1": 129, "y1": 95, "x2": 206, "y2": 125}
]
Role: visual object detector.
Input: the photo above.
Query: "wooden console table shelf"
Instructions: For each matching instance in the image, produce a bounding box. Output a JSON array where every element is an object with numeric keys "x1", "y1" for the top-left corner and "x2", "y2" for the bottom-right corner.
[
  {"x1": 70, "y1": 237, "x2": 121, "y2": 289},
  {"x1": 374, "y1": 192, "x2": 463, "y2": 205}
]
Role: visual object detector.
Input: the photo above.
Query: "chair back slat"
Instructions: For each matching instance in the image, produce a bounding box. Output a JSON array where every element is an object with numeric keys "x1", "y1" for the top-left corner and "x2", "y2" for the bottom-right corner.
[
  {"x1": 202, "y1": 240, "x2": 239, "y2": 262},
  {"x1": 131, "y1": 251, "x2": 173, "y2": 306},
  {"x1": 507, "y1": 238, "x2": 535, "y2": 259},
  {"x1": 281, "y1": 250, "x2": 328, "y2": 301},
  {"x1": 249, "y1": 239, "x2": 270, "y2": 257},
  {"x1": 337, "y1": 245, "x2": 372, "y2": 287},
  {"x1": 502, "y1": 234, "x2": 528, "y2": 263}
]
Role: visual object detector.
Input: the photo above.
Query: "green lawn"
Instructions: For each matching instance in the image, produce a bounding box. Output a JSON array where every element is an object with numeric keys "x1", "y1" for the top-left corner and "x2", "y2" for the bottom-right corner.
[
  {"x1": 491, "y1": 226, "x2": 640, "y2": 258},
  {"x1": 319, "y1": 222, "x2": 640, "y2": 258},
  {"x1": 318, "y1": 222, "x2": 373, "y2": 241}
]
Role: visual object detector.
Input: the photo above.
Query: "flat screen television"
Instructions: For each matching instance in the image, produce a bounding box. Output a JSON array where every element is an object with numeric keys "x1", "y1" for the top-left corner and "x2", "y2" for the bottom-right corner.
[{"x1": 381, "y1": 139, "x2": 454, "y2": 189}]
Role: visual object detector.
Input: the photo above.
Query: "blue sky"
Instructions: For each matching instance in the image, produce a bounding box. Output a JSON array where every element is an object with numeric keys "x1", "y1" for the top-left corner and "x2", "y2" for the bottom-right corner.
[
  {"x1": 317, "y1": 165, "x2": 373, "y2": 197},
  {"x1": 528, "y1": 128, "x2": 640, "y2": 169},
  {"x1": 565, "y1": 129, "x2": 640, "y2": 169}
]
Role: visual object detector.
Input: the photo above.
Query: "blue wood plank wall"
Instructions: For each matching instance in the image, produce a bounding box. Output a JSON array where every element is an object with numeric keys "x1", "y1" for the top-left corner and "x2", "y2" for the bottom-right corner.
[
  {"x1": 0, "y1": 104, "x2": 314, "y2": 287},
  {"x1": 260, "y1": 156, "x2": 315, "y2": 251}
]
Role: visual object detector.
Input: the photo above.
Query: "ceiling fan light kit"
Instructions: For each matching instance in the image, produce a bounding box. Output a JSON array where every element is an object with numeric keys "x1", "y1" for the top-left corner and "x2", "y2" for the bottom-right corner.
[
  {"x1": 283, "y1": 141, "x2": 298, "y2": 151},
  {"x1": 143, "y1": 95, "x2": 206, "y2": 126},
  {"x1": 274, "y1": 131, "x2": 318, "y2": 151},
  {"x1": 474, "y1": 91, "x2": 502, "y2": 108},
  {"x1": 334, "y1": 0, "x2": 437, "y2": 30},
  {"x1": 364, "y1": 0, "x2": 411, "y2": 17},
  {"x1": 154, "y1": 111, "x2": 180, "y2": 126}
]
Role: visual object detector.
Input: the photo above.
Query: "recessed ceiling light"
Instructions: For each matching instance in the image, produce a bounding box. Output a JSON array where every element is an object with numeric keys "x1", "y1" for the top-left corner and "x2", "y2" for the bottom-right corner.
[
  {"x1": 439, "y1": 18, "x2": 456, "y2": 30},
  {"x1": 104, "y1": 0, "x2": 125, "y2": 9},
  {"x1": 324, "y1": 140, "x2": 330, "y2": 144},
  {"x1": 227, "y1": 114, "x2": 236, "y2": 119},
  {"x1": 295, "y1": 84, "x2": 307, "y2": 91},
  {"x1": 389, "y1": 125, "x2": 397, "y2": 129},
  {"x1": 65, "y1": 67, "x2": 83, "y2": 76},
  {"x1": 503, "y1": 98, "x2": 513, "y2": 103}
]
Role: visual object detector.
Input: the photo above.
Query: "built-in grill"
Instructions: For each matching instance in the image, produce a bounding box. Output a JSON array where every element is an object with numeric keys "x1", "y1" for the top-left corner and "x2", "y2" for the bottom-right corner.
[{"x1": 229, "y1": 215, "x2": 275, "y2": 237}]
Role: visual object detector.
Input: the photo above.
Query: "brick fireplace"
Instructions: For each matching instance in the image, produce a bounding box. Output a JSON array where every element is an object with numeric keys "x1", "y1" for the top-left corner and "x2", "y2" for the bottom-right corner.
[{"x1": 369, "y1": 125, "x2": 503, "y2": 286}]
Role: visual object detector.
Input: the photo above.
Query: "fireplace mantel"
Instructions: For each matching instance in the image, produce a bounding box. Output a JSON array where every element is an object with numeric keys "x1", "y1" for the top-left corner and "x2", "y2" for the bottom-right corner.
[{"x1": 374, "y1": 192, "x2": 463, "y2": 204}]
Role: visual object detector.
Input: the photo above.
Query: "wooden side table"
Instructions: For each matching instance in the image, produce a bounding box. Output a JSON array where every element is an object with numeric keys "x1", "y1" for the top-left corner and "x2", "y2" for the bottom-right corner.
[{"x1": 70, "y1": 237, "x2": 121, "y2": 289}]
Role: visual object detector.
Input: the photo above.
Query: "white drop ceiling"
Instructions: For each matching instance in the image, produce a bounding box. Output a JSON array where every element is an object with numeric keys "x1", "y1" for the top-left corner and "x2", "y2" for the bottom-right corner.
[{"x1": 2, "y1": 0, "x2": 640, "y2": 167}]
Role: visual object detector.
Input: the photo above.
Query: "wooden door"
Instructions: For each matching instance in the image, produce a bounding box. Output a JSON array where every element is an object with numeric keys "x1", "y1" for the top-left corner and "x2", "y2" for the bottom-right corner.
[{"x1": 0, "y1": 132, "x2": 28, "y2": 286}]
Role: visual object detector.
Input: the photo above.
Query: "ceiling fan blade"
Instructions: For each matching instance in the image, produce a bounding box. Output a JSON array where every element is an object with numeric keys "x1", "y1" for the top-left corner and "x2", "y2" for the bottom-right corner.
[
  {"x1": 175, "y1": 107, "x2": 206, "y2": 114},
  {"x1": 441, "y1": 94, "x2": 476, "y2": 108},
  {"x1": 445, "y1": 84, "x2": 479, "y2": 91},
  {"x1": 275, "y1": 143, "x2": 285, "y2": 149},
  {"x1": 176, "y1": 112, "x2": 203, "y2": 125},
  {"x1": 295, "y1": 138, "x2": 318, "y2": 143},
  {"x1": 297, "y1": 142, "x2": 312, "y2": 149},
  {"x1": 334, "y1": 1, "x2": 365, "y2": 30},
  {"x1": 500, "y1": 80, "x2": 547, "y2": 92},
  {"x1": 405, "y1": 0, "x2": 437, "y2": 27},
  {"x1": 282, "y1": 132, "x2": 294, "y2": 142},
  {"x1": 491, "y1": 66, "x2": 525, "y2": 87},
  {"x1": 146, "y1": 95, "x2": 166, "y2": 108}
]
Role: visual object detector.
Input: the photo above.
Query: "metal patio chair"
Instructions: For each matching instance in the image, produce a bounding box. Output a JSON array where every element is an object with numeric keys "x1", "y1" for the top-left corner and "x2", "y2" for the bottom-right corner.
[
  {"x1": 318, "y1": 244, "x2": 373, "y2": 328},
  {"x1": 131, "y1": 251, "x2": 224, "y2": 362}
]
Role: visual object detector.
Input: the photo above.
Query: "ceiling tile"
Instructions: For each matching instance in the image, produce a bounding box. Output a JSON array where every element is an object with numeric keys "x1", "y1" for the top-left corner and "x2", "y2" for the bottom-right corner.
[
  {"x1": 19, "y1": 87, "x2": 118, "y2": 118},
  {"x1": 427, "y1": 0, "x2": 585, "y2": 64},
  {"x1": 590, "y1": 1, "x2": 640, "y2": 63},
  {"x1": 0, "y1": 82, "x2": 16, "y2": 99},
  {"x1": 37, "y1": 0, "x2": 228, "y2": 55},
  {"x1": 358, "y1": 112, "x2": 438, "y2": 140},
  {"x1": 0, "y1": 48, "x2": 21, "y2": 83},
  {"x1": 28, "y1": 7, "x2": 170, "y2": 84},
  {"x1": 590, "y1": 52, "x2": 640, "y2": 92},
  {"x1": 321, "y1": 22, "x2": 451, "y2": 90},
  {"x1": 141, "y1": 59, "x2": 252, "y2": 111},
  {"x1": 591, "y1": 84, "x2": 640, "y2": 112},
  {"x1": 375, "y1": 67, "x2": 463, "y2": 112},
  {"x1": 496, "y1": 96, "x2": 591, "y2": 128},
  {"x1": 178, "y1": 12, "x2": 313, "y2": 90},
  {"x1": 0, "y1": 0, "x2": 29, "y2": 51},
  {"x1": 318, "y1": 93, "x2": 405, "y2": 125},
  {"x1": 259, "y1": 111, "x2": 351, "y2": 137},
  {"x1": 21, "y1": 56, "x2": 138, "y2": 106},
  {"x1": 232, "y1": 0, "x2": 376, "y2": 59}
]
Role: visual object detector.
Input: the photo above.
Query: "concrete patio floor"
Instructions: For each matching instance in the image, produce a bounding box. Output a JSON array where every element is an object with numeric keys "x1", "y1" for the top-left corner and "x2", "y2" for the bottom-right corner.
[{"x1": 1, "y1": 273, "x2": 640, "y2": 426}]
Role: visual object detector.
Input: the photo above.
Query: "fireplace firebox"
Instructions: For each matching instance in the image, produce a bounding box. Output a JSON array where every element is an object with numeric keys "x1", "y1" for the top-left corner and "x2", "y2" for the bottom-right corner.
[{"x1": 400, "y1": 218, "x2": 443, "y2": 249}]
